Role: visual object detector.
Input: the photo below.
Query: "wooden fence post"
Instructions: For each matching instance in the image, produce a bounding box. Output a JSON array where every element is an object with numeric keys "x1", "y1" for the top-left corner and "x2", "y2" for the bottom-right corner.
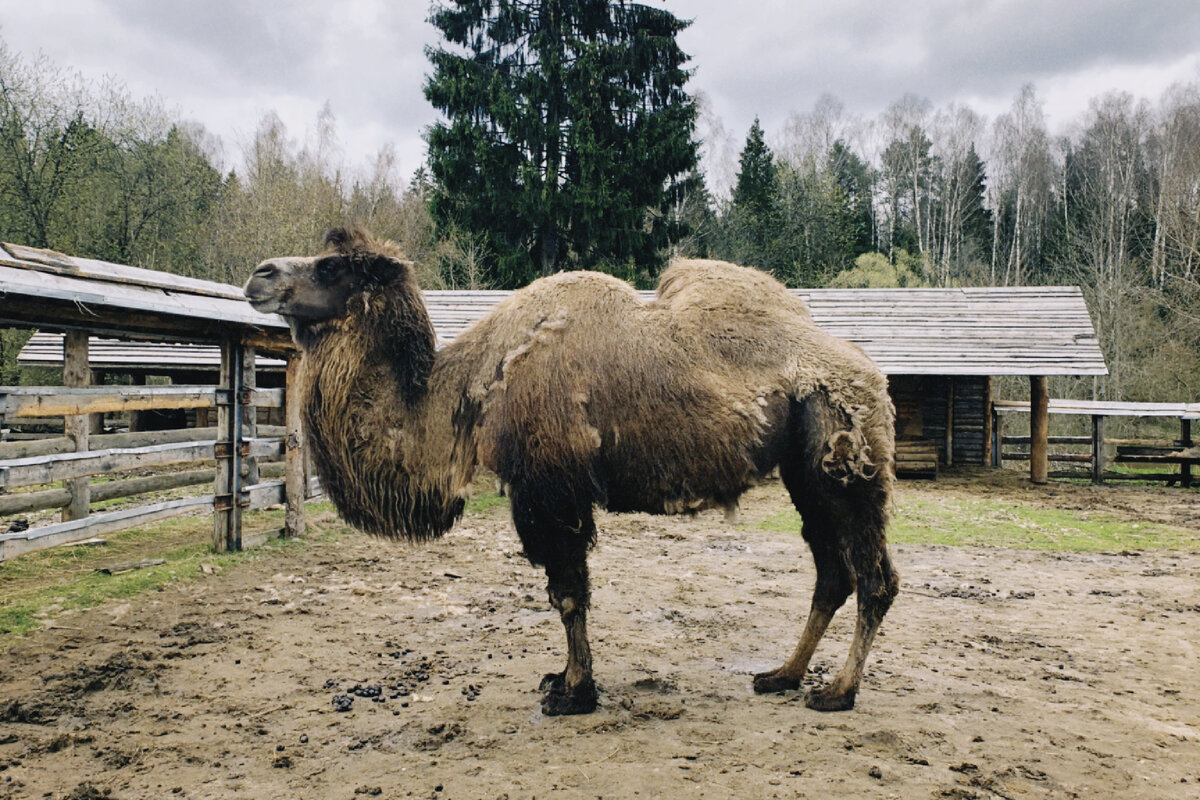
[
  {"x1": 62, "y1": 330, "x2": 91, "y2": 522},
  {"x1": 1030, "y1": 375, "x2": 1049, "y2": 484},
  {"x1": 991, "y1": 408, "x2": 1004, "y2": 467},
  {"x1": 241, "y1": 347, "x2": 259, "y2": 489},
  {"x1": 1091, "y1": 414, "x2": 1105, "y2": 484},
  {"x1": 212, "y1": 338, "x2": 245, "y2": 552},
  {"x1": 944, "y1": 379, "x2": 955, "y2": 468},
  {"x1": 284, "y1": 355, "x2": 306, "y2": 538},
  {"x1": 1181, "y1": 418, "x2": 1193, "y2": 489}
]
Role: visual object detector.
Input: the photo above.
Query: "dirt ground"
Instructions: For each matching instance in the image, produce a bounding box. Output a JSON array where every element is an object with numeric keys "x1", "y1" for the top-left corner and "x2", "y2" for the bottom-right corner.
[{"x1": 0, "y1": 474, "x2": 1197, "y2": 800}]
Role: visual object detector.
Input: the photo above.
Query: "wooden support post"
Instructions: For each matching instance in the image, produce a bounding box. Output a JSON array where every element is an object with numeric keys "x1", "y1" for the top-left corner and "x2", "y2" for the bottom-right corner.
[
  {"x1": 991, "y1": 408, "x2": 1004, "y2": 467},
  {"x1": 212, "y1": 339, "x2": 245, "y2": 552},
  {"x1": 284, "y1": 356, "x2": 306, "y2": 538},
  {"x1": 944, "y1": 378, "x2": 955, "y2": 468},
  {"x1": 1181, "y1": 418, "x2": 1193, "y2": 489},
  {"x1": 62, "y1": 330, "x2": 91, "y2": 522},
  {"x1": 241, "y1": 347, "x2": 259, "y2": 489},
  {"x1": 983, "y1": 377, "x2": 994, "y2": 467},
  {"x1": 129, "y1": 373, "x2": 146, "y2": 432},
  {"x1": 90, "y1": 369, "x2": 106, "y2": 435},
  {"x1": 1030, "y1": 375, "x2": 1049, "y2": 485},
  {"x1": 1091, "y1": 414, "x2": 1105, "y2": 484}
]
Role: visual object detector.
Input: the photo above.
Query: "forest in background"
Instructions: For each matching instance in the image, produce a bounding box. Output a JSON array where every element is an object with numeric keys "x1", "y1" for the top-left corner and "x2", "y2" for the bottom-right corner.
[{"x1": 1, "y1": 35, "x2": 1198, "y2": 404}]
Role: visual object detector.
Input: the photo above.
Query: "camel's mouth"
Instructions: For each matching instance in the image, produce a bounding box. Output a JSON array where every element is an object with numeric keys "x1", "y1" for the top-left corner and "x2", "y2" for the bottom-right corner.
[{"x1": 244, "y1": 293, "x2": 279, "y2": 313}]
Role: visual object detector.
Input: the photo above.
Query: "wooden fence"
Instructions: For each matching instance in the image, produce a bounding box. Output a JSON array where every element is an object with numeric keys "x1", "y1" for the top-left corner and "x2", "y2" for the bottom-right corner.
[
  {"x1": 992, "y1": 399, "x2": 1200, "y2": 486},
  {"x1": 0, "y1": 241, "x2": 304, "y2": 560},
  {"x1": 0, "y1": 338, "x2": 307, "y2": 559}
]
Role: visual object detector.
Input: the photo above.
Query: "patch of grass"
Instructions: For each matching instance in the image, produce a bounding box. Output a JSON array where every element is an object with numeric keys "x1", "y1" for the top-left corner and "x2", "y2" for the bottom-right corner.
[
  {"x1": 759, "y1": 495, "x2": 1199, "y2": 552},
  {"x1": 465, "y1": 490, "x2": 509, "y2": 515},
  {"x1": 0, "y1": 501, "x2": 343, "y2": 644}
]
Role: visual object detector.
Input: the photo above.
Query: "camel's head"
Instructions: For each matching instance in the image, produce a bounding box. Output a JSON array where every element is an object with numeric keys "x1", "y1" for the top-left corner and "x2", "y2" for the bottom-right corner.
[{"x1": 244, "y1": 227, "x2": 411, "y2": 326}]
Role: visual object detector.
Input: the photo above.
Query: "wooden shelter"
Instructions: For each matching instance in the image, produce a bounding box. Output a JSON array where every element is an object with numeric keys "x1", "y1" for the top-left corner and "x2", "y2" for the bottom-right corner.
[{"x1": 0, "y1": 242, "x2": 299, "y2": 558}]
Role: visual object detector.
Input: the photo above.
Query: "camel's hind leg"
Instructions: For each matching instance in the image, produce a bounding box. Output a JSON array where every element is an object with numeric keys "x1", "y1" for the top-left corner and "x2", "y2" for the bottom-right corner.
[
  {"x1": 804, "y1": 541, "x2": 897, "y2": 711},
  {"x1": 754, "y1": 396, "x2": 898, "y2": 709},
  {"x1": 753, "y1": 526, "x2": 853, "y2": 693},
  {"x1": 509, "y1": 483, "x2": 599, "y2": 716}
]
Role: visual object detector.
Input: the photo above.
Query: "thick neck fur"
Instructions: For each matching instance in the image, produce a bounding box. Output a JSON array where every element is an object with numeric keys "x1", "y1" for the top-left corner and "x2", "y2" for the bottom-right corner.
[{"x1": 294, "y1": 281, "x2": 470, "y2": 540}]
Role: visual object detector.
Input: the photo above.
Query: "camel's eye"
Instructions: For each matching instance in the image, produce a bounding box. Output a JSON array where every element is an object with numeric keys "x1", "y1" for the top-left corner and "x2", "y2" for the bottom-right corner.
[{"x1": 314, "y1": 256, "x2": 347, "y2": 285}]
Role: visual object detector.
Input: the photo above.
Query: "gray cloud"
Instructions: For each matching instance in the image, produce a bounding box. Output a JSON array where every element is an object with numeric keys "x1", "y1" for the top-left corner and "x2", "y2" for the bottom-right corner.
[
  {"x1": 3, "y1": 0, "x2": 1199, "y2": 178},
  {"x1": 679, "y1": 0, "x2": 1200, "y2": 140}
]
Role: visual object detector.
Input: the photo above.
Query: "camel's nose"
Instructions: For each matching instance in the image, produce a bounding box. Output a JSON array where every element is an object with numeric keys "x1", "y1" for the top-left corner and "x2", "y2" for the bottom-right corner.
[{"x1": 249, "y1": 259, "x2": 286, "y2": 282}]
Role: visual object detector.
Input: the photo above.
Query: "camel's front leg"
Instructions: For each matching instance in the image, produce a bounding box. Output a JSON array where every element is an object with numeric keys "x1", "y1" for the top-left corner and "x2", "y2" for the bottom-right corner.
[{"x1": 540, "y1": 557, "x2": 598, "y2": 715}]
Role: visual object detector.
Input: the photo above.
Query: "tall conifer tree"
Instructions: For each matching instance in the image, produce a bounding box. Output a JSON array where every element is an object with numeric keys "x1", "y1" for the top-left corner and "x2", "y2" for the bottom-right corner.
[{"x1": 425, "y1": 0, "x2": 698, "y2": 287}]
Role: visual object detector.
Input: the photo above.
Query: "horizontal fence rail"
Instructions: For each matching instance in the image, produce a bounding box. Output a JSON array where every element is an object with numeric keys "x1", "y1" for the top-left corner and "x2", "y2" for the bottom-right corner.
[
  {"x1": 993, "y1": 401, "x2": 1196, "y2": 486},
  {"x1": 0, "y1": 385, "x2": 284, "y2": 418}
]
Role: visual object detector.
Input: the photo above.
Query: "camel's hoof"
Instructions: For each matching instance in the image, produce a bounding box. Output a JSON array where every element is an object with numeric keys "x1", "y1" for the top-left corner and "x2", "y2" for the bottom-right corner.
[
  {"x1": 803, "y1": 685, "x2": 856, "y2": 712},
  {"x1": 541, "y1": 678, "x2": 598, "y2": 716},
  {"x1": 539, "y1": 672, "x2": 565, "y2": 692},
  {"x1": 752, "y1": 670, "x2": 800, "y2": 694}
]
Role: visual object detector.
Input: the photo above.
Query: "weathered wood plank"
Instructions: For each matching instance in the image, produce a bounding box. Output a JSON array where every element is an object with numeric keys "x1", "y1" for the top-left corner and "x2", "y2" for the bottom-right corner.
[
  {"x1": 994, "y1": 399, "x2": 1200, "y2": 418},
  {"x1": 0, "y1": 461, "x2": 286, "y2": 516},
  {"x1": 0, "y1": 436, "x2": 74, "y2": 460},
  {"x1": 62, "y1": 330, "x2": 91, "y2": 522},
  {"x1": 1030, "y1": 376, "x2": 1049, "y2": 484},
  {"x1": 284, "y1": 356, "x2": 306, "y2": 538},
  {"x1": 0, "y1": 486, "x2": 72, "y2": 515},
  {"x1": 0, "y1": 496, "x2": 214, "y2": 560},
  {"x1": 0, "y1": 386, "x2": 216, "y2": 418},
  {"x1": 246, "y1": 481, "x2": 285, "y2": 509},
  {"x1": 0, "y1": 441, "x2": 216, "y2": 489}
]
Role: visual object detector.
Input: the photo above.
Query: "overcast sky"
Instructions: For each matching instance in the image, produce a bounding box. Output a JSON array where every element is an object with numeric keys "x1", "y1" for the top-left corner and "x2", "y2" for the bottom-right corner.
[{"x1": 3, "y1": 0, "x2": 1199, "y2": 193}]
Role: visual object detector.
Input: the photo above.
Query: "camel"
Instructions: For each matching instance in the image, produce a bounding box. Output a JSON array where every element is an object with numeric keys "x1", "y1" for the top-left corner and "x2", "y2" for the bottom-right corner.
[{"x1": 244, "y1": 227, "x2": 899, "y2": 716}]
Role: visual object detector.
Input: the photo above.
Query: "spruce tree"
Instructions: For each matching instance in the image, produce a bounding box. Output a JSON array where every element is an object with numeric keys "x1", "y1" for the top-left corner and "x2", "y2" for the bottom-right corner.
[
  {"x1": 731, "y1": 117, "x2": 776, "y2": 215},
  {"x1": 424, "y1": 0, "x2": 698, "y2": 287},
  {"x1": 724, "y1": 117, "x2": 781, "y2": 273}
]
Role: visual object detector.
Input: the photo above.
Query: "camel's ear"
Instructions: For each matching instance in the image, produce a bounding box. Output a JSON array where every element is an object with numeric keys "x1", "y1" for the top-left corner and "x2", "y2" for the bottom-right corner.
[{"x1": 359, "y1": 253, "x2": 412, "y2": 287}]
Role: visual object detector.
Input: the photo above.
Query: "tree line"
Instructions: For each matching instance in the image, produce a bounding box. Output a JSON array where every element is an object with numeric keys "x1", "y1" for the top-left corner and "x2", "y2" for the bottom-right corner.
[{"x1": 1, "y1": 13, "x2": 1198, "y2": 404}]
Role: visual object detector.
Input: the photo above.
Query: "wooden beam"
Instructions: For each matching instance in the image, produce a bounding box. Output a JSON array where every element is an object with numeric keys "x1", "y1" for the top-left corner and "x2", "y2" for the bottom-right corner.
[
  {"x1": 0, "y1": 386, "x2": 216, "y2": 418},
  {"x1": 0, "y1": 436, "x2": 74, "y2": 460},
  {"x1": 0, "y1": 487, "x2": 72, "y2": 515},
  {"x1": 1091, "y1": 414, "x2": 1105, "y2": 484},
  {"x1": 212, "y1": 339, "x2": 244, "y2": 552},
  {"x1": 983, "y1": 376, "x2": 994, "y2": 467},
  {"x1": 245, "y1": 480, "x2": 285, "y2": 510},
  {"x1": 944, "y1": 379, "x2": 955, "y2": 467},
  {"x1": 62, "y1": 331, "x2": 90, "y2": 522},
  {"x1": 1182, "y1": 419, "x2": 1193, "y2": 489},
  {"x1": 0, "y1": 496, "x2": 214, "y2": 560},
  {"x1": 0, "y1": 462, "x2": 286, "y2": 517},
  {"x1": 1030, "y1": 375, "x2": 1049, "y2": 484},
  {"x1": 242, "y1": 348, "x2": 259, "y2": 489},
  {"x1": 284, "y1": 356, "x2": 306, "y2": 538},
  {"x1": 0, "y1": 441, "x2": 217, "y2": 489}
]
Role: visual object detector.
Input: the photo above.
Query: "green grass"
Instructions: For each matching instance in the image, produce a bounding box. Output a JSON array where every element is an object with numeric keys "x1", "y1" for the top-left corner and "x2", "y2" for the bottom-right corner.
[
  {"x1": 464, "y1": 490, "x2": 509, "y2": 515},
  {"x1": 759, "y1": 495, "x2": 1200, "y2": 552},
  {"x1": 0, "y1": 501, "x2": 342, "y2": 643}
]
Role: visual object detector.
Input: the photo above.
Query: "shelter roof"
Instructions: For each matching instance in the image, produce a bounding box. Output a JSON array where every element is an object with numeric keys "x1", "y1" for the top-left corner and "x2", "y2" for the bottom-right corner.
[{"x1": 0, "y1": 242, "x2": 290, "y2": 349}]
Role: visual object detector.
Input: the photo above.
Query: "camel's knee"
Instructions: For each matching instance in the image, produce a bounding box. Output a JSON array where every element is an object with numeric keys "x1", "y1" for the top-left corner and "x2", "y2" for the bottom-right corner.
[
  {"x1": 857, "y1": 556, "x2": 899, "y2": 621},
  {"x1": 812, "y1": 569, "x2": 854, "y2": 612}
]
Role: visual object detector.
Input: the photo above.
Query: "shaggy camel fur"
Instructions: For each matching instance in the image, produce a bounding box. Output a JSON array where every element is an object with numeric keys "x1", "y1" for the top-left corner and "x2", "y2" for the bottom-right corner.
[{"x1": 244, "y1": 227, "x2": 899, "y2": 716}]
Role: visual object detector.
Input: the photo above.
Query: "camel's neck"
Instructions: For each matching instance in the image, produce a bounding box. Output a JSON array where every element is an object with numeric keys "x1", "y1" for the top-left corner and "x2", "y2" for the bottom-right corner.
[{"x1": 297, "y1": 288, "x2": 473, "y2": 540}]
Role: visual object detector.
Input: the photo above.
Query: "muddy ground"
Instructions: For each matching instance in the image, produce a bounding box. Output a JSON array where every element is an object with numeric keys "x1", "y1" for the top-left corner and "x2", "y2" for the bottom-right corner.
[{"x1": 0, "y1": 474, "x2": 1197, "y2": 800}]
